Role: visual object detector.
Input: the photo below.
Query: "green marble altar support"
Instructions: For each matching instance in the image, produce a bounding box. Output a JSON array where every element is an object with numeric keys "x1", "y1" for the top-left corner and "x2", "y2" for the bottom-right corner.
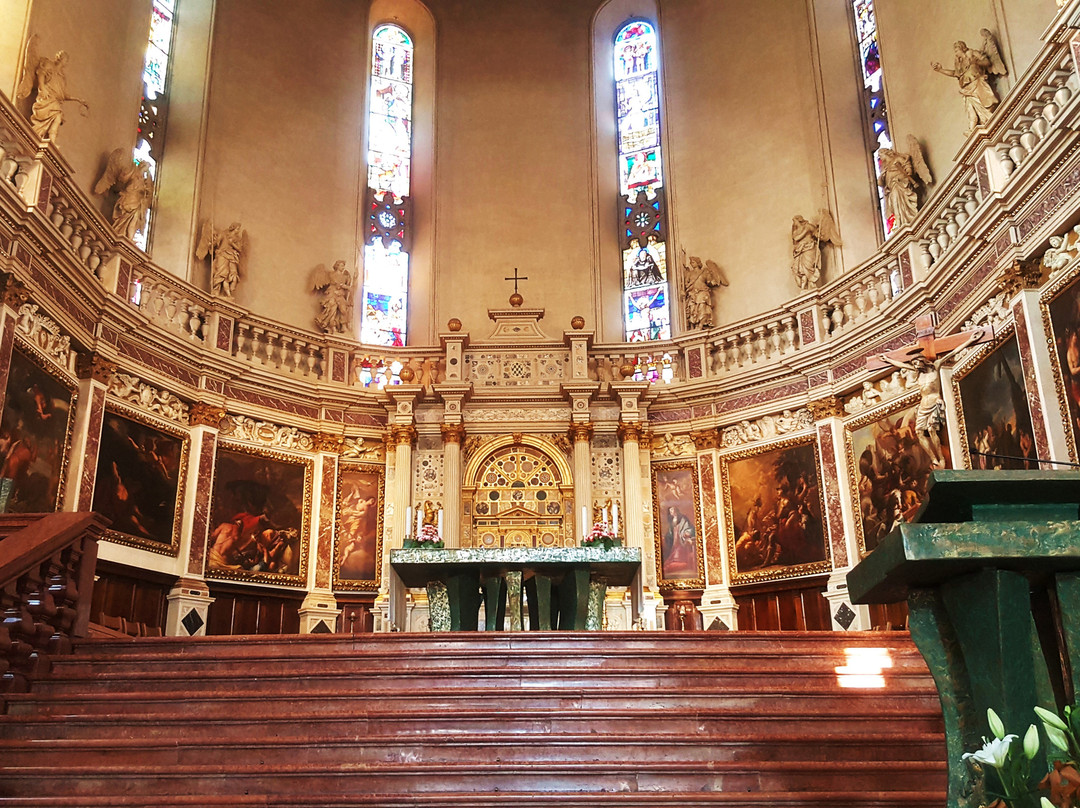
[
  {"x1": 847, "y1": 470, "x2": 1080, "y2": 808},
  {"x1": 389, "y1": 546, "x2": 642, "y2": 632}
]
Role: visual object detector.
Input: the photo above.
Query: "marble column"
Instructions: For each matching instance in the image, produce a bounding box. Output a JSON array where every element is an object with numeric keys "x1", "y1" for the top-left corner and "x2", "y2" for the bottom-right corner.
[
  {"x1": 618, "y1": 422, "x2": 645, "y2": 552},
  {"x1": 569, "y1": 423, "x2": 593, "y2": 540},
  {"x1": 165, "y1": 401, "x2": 224, "y2": 637},
  {"x1": 389, "y1": 424, "x2": 416, "y2": 549},
  {"x1": 441, "y1": 424, "x2": 465, "y2": 547},
  {"x1": 299, "y1": 433, "x2": 343, "y2": 633},
  {"x1": 63, "y1": 354, "x2": 114, "y2": 512}
]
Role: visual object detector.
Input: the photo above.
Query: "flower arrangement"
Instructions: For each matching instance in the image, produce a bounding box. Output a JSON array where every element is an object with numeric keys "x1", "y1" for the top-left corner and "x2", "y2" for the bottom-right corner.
[
  {"x1": 581, "y1": 522, "x2": 619, "y2": 550},
  {"x1": 404, "y1": 523, "x2": 444, "y2": 549},
  {"x1": 963, "y1": 704, "x2": 1080, "y2": 808}
]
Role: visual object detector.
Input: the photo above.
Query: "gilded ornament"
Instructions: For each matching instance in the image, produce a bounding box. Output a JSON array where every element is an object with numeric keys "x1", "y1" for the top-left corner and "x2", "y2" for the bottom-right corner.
[
  {"x1": 441, "y1": 424, "x2": 466, "y2": 444},
  {"x1": 76, "y1": 353, "x2": 115, "y2": 383},
  {"x1": 398, "y1": 364, "x2": 416, "y2": 383},
  {"x1": 571, "y1": 316, "x2": 586, "y2": 330},
  {"x1": 568, "y1": 423, "x2": 594, "y2": 443},
  {"x1": 189, "y1": 402, "x2": 227, "y2": 429},
  {"x1": 808, "y1": 397, "x2": 844, "y2": 421},
  {"x1": 617, "y1": 422, "x2": 643, "y2": 443},
  {"x1": 312, "y1": 432, "x2": 344, "y2": 453},
  {"x1": 447, "y1": 318, "x2": 462, "y2": 332}
]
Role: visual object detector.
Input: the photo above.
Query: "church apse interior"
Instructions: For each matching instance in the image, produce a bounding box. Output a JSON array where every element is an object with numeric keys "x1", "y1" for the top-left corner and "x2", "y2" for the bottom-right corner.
[{"x1": 0, "y1": 0, "x2": 1078, "y2": 639}]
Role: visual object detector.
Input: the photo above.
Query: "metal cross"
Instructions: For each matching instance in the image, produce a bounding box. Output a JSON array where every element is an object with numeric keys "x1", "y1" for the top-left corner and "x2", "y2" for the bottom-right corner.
[{"x1": 504, "y1": 268, "x2": 528, "y2": 294}]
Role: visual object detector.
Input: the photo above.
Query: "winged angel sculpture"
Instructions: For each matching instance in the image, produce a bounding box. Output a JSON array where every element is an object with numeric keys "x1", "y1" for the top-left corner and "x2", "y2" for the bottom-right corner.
[
  {"x1": 932, "y1": 30, "x2": 1008, "y2": 135},
  {"x1": 195, "y1": 221, "x2": 246, "y2": 299},
  {"x1": 16, "y1": 35, "x2": 89, "y2": 143},
  {"x1": 791, "y1": 210, "x2": 842, "y2": 291},
  {"x1": 681, "y1": 250, "x2": 728, "y2": 330},
  {"x1": 878, "y1": 135, "x2": 933, "y2": 231},
  {"x1": 94, "y1": 149, "x2": 153, "y2": 241},
  {"x1": 310, "y1": 260, "x2": 355, "y2": 335}
]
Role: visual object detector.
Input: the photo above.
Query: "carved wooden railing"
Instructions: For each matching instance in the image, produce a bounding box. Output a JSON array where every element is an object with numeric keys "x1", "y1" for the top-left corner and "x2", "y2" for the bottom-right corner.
[{"x1": 0, "y1": 512, "x2": 107, "y2": 696}]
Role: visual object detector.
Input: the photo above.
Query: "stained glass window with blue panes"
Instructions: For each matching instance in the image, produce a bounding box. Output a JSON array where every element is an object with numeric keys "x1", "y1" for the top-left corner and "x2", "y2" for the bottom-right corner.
[
  {"x1": 362, "y1": 24, "x2": 414, "y2": 347},
  {"x1": 852, "y1": 0, "x2": 895, "y2": 235},
  {"x1": 615, "y1": 21, "x2": 671, "y2": 342}
]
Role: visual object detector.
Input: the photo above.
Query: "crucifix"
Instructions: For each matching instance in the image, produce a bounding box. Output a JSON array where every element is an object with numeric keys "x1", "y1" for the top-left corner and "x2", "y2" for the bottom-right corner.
[
  {"x1": 865, "y1": 313, "x2": 992, "y2": 468},
  {"x1": 504, "y1": 267, "x2": 528, "y2": 307}
]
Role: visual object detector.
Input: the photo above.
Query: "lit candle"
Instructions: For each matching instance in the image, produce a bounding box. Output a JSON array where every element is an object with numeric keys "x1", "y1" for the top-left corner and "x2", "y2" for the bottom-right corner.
[
  {"x1": 581, "y1": 506, "x2": 588, "y2": 537},
  {"x1": 602, "y1": 506, "x2": 608, "y2": 525},
  {"x1": 613, "y1": 501, "x2": 619, "y2": 534},
  {"x1": 417, "y1": 509, "x2": 423, "y2": 537},
  {"x1": 406, "y1": 506, "x2": 412, "y2": 538},
  {"x1": 437, "y1": 508, "x2": 443, "y2": 534}
]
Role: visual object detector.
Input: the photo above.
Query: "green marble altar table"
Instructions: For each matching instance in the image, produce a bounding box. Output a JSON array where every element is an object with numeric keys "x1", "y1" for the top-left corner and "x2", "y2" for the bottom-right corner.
[
  {"x1": 389, "y1": 546, "x2": 642, "y2": 632},
  {"x1": 847, "y1": 470, "x2": 1080, "y2": 808}
]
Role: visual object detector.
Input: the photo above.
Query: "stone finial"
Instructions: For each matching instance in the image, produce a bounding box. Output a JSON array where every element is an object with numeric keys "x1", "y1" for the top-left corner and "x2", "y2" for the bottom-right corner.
[
  {"x1": 571, "y1": 316, "x2": 585, "y2": 330},
  {"x1": 447, "y1": 318, "x2": 462, "y2": 332}
]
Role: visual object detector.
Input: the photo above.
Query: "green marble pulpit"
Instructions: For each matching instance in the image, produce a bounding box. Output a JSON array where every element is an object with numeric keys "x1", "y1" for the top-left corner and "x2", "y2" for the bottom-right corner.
[
  {"x1": 848, "y1": 470, "x2": 1080, "y2": 808},
  {"x1": 389, "y1": 546, "x2": 642, "y2": 632}
]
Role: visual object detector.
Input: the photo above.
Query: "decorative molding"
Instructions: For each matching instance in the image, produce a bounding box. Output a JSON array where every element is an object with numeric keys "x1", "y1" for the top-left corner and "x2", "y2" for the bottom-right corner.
[
  {"x1": 720, "y1": 408, "x2": 813, "y2": 448},
  {"x1": 312, "y1": 432, "x2": 344, "y2": 453},
  {"x1": 388, "y1": 425, "x2": 417, "y2": 447},
  {"x1": 463, "y1": 406, "x2": 569, "y2": 423},
  {"x1": 808, "y1": 397, "x2": 844, "y2": 421},
  {"x1": 690, "y1": 429, "x2": 721, "y2": 451},
  {"x1": 341, "y1": 435, "x2": 385, "y2": 461},
  {"x1": 76, "y1": 353, "x2": 116, "y2": 383},
  {"x1": 189, "y1": 402, "x2": 226, "y2": 429},
  {"x1": 568, "y1": 423, "x2": 594, "y2": 443},
  {"x1": 617, "y1": 422, "x2": 643, "y2": 443},
  {"x1": 441, "y1": 423, "x2": 466, "y2": 444},
  {"x1": 1, "y1": 273, "x2": 29, "y2": 309},
  {"x1": 107, "y1": 371, "x2": 189, "y2": 422},
  {"x1": 222, "y1": 414, "x2": 314, "y2": 451},
  {"x1": 15, "y1": 303, "x2": 73, "y2": 369},
  {"x1": 651, "y1": 431, "x2": 697, "y2": 458}
]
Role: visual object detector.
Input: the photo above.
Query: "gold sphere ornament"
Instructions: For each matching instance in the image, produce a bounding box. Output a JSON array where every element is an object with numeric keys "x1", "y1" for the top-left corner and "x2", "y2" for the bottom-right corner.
[
  {"x1": 509, "y1": 292, "x2": 524, "y2": 307},
  {"x1": 571, "y1": 316, "x2": 585, "y2": 330},
  {"x1": 398, "y1": 365, "x2": 415, "y2": 382},
  {"x1": 447, "y1": 318, "x2": 462, "y2": 332},
  {"x1": 619, "y1": 362, "x2": 637, "y2": 379}
]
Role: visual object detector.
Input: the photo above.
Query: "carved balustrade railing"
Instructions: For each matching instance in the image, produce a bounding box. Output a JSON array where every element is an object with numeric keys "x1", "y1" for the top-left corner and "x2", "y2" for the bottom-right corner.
[
  {"x1": 0, "y1": 7, "x2": 1079, "y2": 408},
  {"x1": 0, "y1": 512, "x2": 106, "y2": 696}
]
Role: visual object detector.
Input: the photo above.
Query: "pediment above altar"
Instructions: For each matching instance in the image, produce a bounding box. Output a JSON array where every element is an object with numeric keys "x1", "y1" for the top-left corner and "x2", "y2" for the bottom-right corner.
[{"x1": 486, "y1": 306, "x2": 550, "y2": 342}]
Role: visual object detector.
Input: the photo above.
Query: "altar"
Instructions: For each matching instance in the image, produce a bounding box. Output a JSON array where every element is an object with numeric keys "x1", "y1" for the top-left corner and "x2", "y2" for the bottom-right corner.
[{"x1": 389, "y1": 546, "x2": 643, "y2": 631}]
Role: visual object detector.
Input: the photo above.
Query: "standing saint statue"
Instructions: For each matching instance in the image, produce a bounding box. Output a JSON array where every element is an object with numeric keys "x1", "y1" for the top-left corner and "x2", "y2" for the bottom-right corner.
[
  {"x1": 932, "y1": 31, "x2": 1008, "y2": 135},
  {"x1": 16, "y1": 36, "x2": 89, "y2": 142},
  {"x1": 680, "y1": 250, "x2": 728, "y2": 330},
  {"x1": 878, "y1": 135, "x2": 933, "y2": 231},
  {"x1": 93, "y1": 149, "x2": 154, "y2": 241},
  {"x1": 195, "y1": 221, "x2": 246, "y2": 299},
  {"x1": 790, "y1": 210, "x2": 842, "y2": 291},
  {"x1": 310, "y1": 260, "x2": 355, "y2": 335}
]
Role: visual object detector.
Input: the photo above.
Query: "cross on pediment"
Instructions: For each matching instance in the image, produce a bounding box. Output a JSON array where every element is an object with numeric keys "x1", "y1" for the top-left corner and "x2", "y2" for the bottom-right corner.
[
  {"x1": 865, "y1": 313, "x2": 992, "y2": 371},
  {"x1": 504, "y1": 268, "x2": 528, "y2": 294}
]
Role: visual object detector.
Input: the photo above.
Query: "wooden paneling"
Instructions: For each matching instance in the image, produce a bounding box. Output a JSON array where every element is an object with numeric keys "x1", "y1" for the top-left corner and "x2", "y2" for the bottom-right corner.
[
  {"x1": 90, "y1": 563, "x2": 170, "y2": 632},
  {"x1": 337, "y1": 596, "x2": 376, "y2": 633},
  {"x1": 206, "y1": 586, "x2": 302, "y2": 635},
  {"x1": 869, "y1": 601, "x2": 909, "y2": 630},
  {"x1": 733, "y1": 575, "x2": 831, "y2": 631}
]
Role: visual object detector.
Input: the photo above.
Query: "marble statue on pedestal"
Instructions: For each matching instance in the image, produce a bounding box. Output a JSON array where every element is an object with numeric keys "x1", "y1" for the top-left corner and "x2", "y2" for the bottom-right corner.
[
  {"x1": 94, "y1": 149, "x2": 154, "y2": 242},
  {"x1": 932, "y1": 30, "x2": 1008, "y2": 135},
  {"x1": 16, "y1": 36, "x2": 89, "y2": 142}
]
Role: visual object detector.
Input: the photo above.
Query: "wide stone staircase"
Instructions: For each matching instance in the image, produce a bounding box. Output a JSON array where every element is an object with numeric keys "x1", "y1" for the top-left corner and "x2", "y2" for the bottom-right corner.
[{"x1": 0, "y1": 631, "x2": 946, "y2": 807}]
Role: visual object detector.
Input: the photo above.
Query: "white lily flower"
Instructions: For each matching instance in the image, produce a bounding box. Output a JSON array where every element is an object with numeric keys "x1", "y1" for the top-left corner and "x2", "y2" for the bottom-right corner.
[
  {"x1": 987, "y1": 708, "x2": 1006, "y2": 740},
  {"x1": 1035, "y1": 705, "x2": 1069, "y2": 731},
  {"x1": 963, "y1": 734, "x2": 1017, "y2": 769},
  {"x1": 1023, "y1": 723, "x2": 1039, "y2": 759}
]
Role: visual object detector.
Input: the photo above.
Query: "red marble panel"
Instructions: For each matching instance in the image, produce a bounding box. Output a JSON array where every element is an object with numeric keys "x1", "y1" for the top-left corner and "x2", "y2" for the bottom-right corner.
[
  {"x1": 26, "y1": 259, "x2": 96, "y2": 333},
  {"x1": 808, "y1": 371, "x2": 829, "y2": 388},
  {"x1": 223, "y1": 384, "x2": 320, "y2": 419},
  {"x1": 117, "y1": 336, "x2": 200, "y2": 386},
  {"x1": 687, "y1": 349, "x2": 702, "y2": 379},
  {"x1": 16, "y1": 244, "x2": 31, "y2": 267},
  {"x1": 1018, "y1": 162, "x2": 1080, "y2": 241},
  {"x1": 800, "y1": 311, "x2": 816, "y2": 345},
  {"x1": 77, "y1": 385, "x2": 106, "y2": 511},
  {"x1": 699, "y1": 455, "x2": 722, "y2": 586},
  {"x1": 344, "y1": 411, "x2": 386, "y2": 427},
  {"x1": 716, "y1": 380, "x2": 807, "y2": 414},
  {"x1": 648, "y1": 407, "x2": 693, "y2": 423},
  {"x1": 0, "y1": 314, "x2": 17, "y2": 417},
  {"x1": 899, "y1": 252, "x2": 913, "y2": 290},
  {"x1": 204, "y1": 377, "x2": 225, "y2": 395},
  {"x1": 316, "y1": 455, "x2": 337, "y2": 589},
  {"x1": 324, "y1": 409, "x2": 345, "y2": 423},
  {"x1": 938, "y1": 256, "x2": 998, "y2": 320},
  {"x1": 216, "y1": 317, "x2": 232, "y2": 351},
  {"x1": 834, "y1": 327, "x2": 917, "y2": 379},
  {"x1": 332, "y1": 351, "x2": 346, "y2": 383},
  {"x1": 1012, "y1": 300, "x2": 1051, "y2": 462},
  {"x1": 816, "y1": 423, "x2": 848, "y2": 568},
  {"x1": 975, "y1": 158, "x2": 989, "y2": 199},
  {"x1": 116, "y1": 260, "x2": 132, "y2": 300},
  {"x1": 187, "y1": 432, "x2": 218, "y2": 575},
  {"x1": 692, "y1": 404, "x2": 713, "y2": 418},
  {"x1": 36, "y1": 171, "x2": 52, "y2": 209}
]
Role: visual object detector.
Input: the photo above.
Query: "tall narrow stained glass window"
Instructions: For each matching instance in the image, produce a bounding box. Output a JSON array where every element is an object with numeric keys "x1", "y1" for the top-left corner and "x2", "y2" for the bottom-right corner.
[
  {"x1": 362, "y1": 24, "x2": 414, "y2": 347},
  {"x1": 132, "y1": 0, "x2": 178, "y2": 250},
  {"x1": 615, "y1": 21, "x2": 671, "y2": 342},
  {"x1": 853, "y1": 0, "x2": 895, "y2": 235}
]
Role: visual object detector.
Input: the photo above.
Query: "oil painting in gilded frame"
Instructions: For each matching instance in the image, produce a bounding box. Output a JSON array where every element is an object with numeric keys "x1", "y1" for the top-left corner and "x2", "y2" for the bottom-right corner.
[
  {"x1": 845, "y1": 393, "x2": 948, "y2": 557},
  {"x1": 0, "y1": 346, "x2": 76, "y2": 513},
  {"x1": 951, "y1": 329, "x2": 1037, "y2": 471},
  {"x1": 651, "y1": 460, "x2": 705, "y2": 589},
  {"x1": 333, "y1": 462, "x2": 385, "y2": 591},
  {"x1": 92, "y1": 406, "x2": 189, "y2": 556},
  {"x1": 1043, "y1": 268, "x2": 1080, "y2": 460},
  {"x1": 721, "y1": 436, "x2": 830, "y2": 585},
  {"x1": 206, "y1": 442, "x2": 311, "y2": 586}
]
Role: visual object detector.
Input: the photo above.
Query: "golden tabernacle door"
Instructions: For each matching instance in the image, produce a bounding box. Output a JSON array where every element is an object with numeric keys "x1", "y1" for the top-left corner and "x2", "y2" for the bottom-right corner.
[{"x1": 462, "y1": 436, "x2": 576, "y2": 549}]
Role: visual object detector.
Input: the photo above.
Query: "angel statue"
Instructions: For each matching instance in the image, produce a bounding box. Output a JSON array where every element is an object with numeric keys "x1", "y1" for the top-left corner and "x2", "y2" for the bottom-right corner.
[
  {"x1": 791, "y1": 210, "x2": 842, "y2": 290},
  {"x1": 932, "y1": 30, "x2": 1008, "y2": 135},
  {"x1": 195, "y1": 221, "x2": 246, "y2": 299},
  {"x1": 16, "y1": 36, "x2": 89, "y2": 143},
  {"x1": 310, "y1": 260, "x2": 355, "y2": 335},
  {"x1": 93, "y1": 149, "x2": 154, "y2": 241},
  {"x1": 878, "y1": 135, "x2": 933, "y2": 232},
  {"x1": 680, "y1": 249, "x2": 728, "y2": 330}
]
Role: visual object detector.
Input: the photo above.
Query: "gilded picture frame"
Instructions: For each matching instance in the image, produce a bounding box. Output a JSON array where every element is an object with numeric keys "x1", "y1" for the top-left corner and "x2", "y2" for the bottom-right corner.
[
  {"x1": 333, "y1": 461, "x2": 385, "y2": 592},
  {"x1": 950, "y1": 327, "x2": 1037, "y2": 471},
  {"x1": 0, "y1": 344, "x2": 77, "y2": 514},
  {"x1": 721, "y1": 435, "x2": 830, "y2": 585},
  {"x1": 92, "y1": 405, "x2": 189, "y2": 556},
  {"x1": 651, "y1": 459, "x2": 705, "y2": 589},
  {"x1": 844, "y1": 393, "x2": 948, "y2": 557},
  {"x1": 1041, "y1": 264, "x2": 1080, "y2": 462},
  {"x1": 205, "y1": 441, "x2": 312, "y2": 587}
]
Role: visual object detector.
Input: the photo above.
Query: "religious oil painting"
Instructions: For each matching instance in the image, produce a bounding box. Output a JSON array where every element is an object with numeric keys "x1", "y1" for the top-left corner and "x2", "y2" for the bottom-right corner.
[
  {"x1": 651, "y1": 461, "x2": 705, "y2": 588},
  {"x1": 1045, "y1": 271, "x2": 1080, "y2": 458},
  {"x1": 333, "y1": 463, "x2": 384, "y2": 591},
  {"x1": 0, "y1": 347, "x2": 75, "y2": 513},
  {"x1": 722, "y1": 437, "x2": 829, "y2": 585},
  {"x1": 845, "y1": 395, "x2": 949, "y2": 556},
  {"x1": 92, "y1": 408, "x2": 187, "y2": 555},
  {"x1": 206, "y1": 444, "x2": 311, "y2": 586},
  {"x1": 953, "y1": 332, "x2": 1037, "y2": 470}
]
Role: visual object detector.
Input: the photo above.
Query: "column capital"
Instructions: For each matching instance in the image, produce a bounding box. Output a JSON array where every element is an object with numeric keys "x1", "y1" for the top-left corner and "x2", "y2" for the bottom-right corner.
[
  {"x1": 568, "y1": 423, "x2": 594, "y2": 443},
  {"x1": 312, "y1": 432, "x2": 344, "y2": 453},
  {"x1": 189, "y1": 402, "x2": 227, "y2": 429},
  {"x1": 441, "y1": 423, "x2": 466, "y2": 444},
  {"x1": 389, "y1": 424, "x2": 417, "y2": 447},
  {"x1": 75, "y1": 353, "x2": 116, "y2": 383},
  {"x1": 617, "y1": 422, "x2": 644, "y2": 444},
  {"x1": 690, "y1": 428, "x2": 721, "y2": 451},
  {"x1": 808, "y1": 396, "x2": 844, "y2": 421}
]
